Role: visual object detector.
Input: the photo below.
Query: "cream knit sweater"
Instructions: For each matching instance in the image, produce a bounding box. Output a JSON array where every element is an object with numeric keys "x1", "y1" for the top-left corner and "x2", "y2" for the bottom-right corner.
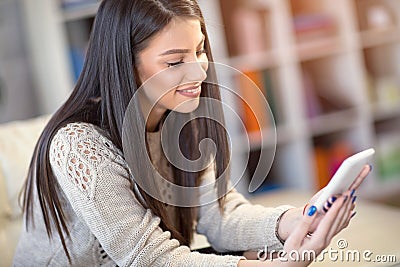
[{"x1": 13, "y1": 122, "x2": 292, "y2": 266}]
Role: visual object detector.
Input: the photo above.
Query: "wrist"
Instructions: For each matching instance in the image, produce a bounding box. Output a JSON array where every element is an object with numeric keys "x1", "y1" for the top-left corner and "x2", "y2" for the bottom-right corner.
[{"x1": 276, "y1": 208, "x2": 302, "y2": 242}]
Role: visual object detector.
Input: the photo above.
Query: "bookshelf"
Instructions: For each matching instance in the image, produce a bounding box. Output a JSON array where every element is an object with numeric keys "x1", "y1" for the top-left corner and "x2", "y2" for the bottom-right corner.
[
  {"x1": 200, "y1": 0, "x2": 400, "y2": 200},
  {"x1": 20, "y1": 0, "x2": 400, "y2": 201}
]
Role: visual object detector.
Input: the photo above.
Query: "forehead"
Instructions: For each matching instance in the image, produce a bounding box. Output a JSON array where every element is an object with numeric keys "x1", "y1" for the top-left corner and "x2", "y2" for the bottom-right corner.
[{"x1": 144, "y1": 17, "x2": 203, "y2": 52}]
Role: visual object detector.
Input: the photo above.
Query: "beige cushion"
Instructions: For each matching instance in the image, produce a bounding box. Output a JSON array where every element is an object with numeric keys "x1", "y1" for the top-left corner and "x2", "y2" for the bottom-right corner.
[
  {"x1": 0, "y1": 115, "x2": 50, "y2": 218},
  {"x1": 0, "y1": 161, "x2": 10, "y2": 216}
]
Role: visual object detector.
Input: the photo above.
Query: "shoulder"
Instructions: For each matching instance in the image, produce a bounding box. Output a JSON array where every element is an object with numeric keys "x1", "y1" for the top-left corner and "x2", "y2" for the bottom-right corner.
[
  {"x1": 49, "y1": 122, "x2": 129, "y2": 198},
  {"x1": 52, "y1": 122, "x2": 111, "y2": 145},
  {"x1": 49, "y1": 122, "x2": 124, "y2": 170},
  {"x1": 52, "y1": 122, "x2": 119, "y2": 151}
]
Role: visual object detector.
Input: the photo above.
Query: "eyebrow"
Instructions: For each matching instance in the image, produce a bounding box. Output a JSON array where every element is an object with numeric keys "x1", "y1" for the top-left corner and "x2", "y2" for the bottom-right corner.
[{"x1": 158, "y1": 35, "x2": 205, "y2": 56}]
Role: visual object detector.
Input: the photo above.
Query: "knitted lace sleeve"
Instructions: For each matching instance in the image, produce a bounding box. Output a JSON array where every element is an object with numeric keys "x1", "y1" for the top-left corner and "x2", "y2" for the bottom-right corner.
[
  {"x1": 196, "y1": 165, "x2": 294, "y2": 252},
  {"x1": 49, "y1": 122, "x2": 244, "y2": 267}
]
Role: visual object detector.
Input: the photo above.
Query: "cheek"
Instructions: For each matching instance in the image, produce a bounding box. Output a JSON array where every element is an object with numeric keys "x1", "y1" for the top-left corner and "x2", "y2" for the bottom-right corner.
[
  {"x1": 142, "y1": 70, "x2": 184, "y2": 105},
  {"x1": 153, "y1": 71, "x2": 182, "y2": 97}
]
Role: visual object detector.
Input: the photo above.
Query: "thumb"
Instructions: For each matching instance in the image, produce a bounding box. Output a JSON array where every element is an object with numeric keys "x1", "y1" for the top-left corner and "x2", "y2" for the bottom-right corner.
[{"x1": 285, "y1": 205, "x2": 318, "y2": 248}]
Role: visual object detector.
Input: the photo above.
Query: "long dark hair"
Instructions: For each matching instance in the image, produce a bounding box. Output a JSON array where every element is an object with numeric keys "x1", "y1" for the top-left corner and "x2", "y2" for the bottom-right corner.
[{"x1": 21, "y1": 0, "x2": 230, "y2": 260}]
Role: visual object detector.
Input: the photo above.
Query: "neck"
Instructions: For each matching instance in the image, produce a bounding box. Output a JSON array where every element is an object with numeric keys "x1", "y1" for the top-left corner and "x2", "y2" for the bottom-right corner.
[
  {"x1": 146, "y1": 108, "x2": 165, "y2": 132},
  {"x1": 139, "y1": 92, "x2": 166, "y2": 132}
]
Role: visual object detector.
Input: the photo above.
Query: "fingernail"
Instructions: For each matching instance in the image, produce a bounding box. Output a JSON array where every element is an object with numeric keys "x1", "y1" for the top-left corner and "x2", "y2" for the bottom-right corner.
[
  {"x1": 302, "y1": 204, "x2": 309, "y2": 215},
  {"x1": 344, "y1": 196, "x2": 349, "y2": 202},
  {"x1": 307, "y1": 205, "x2": 317, "y2": 216},
  {"x1": 328, "y1": 196, "x2": 337, "y2": 205},
  {"x1": 325, "y1": 199, "x2": 332, "y2": 208},
  {"x1": 369, "y1": 164, "x2": 373, "y2": 171},
  {"x1": 351, "y1": 189, "x2": 356, "y2": 197},
  {"x1": 323, "y1": 206, "x2": 328, "y2": 213},
  {"x1": 352, "y1": 196, "x2": 357, "y2": 204},
  {"x1": 351, "y1": 211, "x2": 357, "y2": 218},
  {"x1": 325, "y1": 196, "x2": 337, "y2": 209}
]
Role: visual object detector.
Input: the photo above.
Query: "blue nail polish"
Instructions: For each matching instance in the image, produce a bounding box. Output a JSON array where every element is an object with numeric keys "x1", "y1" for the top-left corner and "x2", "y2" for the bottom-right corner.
[
  {"x1": 351, "y1": 211, "x2": 357, "y2": 218},
  {"x1": 351, "y1": 189, "x2": 356, "y2": 197},
  {"x1": 331, "y1": 196, "x2": 337, "y2": 202},
  {"x1": 307, "y1": 205, "x2": 317, "y2": 216},
  {"x1": 352, "y1": 196, "x2": 357, "y2": 203},
  {"x1": 369, "y1": 164, "x2": 373, "y2": 171}
]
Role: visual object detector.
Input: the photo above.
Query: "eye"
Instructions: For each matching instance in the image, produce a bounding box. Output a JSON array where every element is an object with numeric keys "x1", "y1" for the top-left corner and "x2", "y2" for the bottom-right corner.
[
  {"x1": 196, "y1": 49, "x2": 207, "y2": 57},
  {"x1": 167, "y1": 59, "x2": 184, "y2": 68}
]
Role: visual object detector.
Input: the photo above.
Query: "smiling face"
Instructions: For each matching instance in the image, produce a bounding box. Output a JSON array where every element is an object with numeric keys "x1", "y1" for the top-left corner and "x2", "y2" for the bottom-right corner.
[{"x1": 136, "y1": 17, "x2": 209, "y2": 130}]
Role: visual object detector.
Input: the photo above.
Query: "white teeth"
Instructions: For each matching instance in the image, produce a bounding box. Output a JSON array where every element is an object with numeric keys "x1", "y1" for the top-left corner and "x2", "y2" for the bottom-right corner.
[{"x1": 180, "y1": 87, "x2": 200, "y2": 93}]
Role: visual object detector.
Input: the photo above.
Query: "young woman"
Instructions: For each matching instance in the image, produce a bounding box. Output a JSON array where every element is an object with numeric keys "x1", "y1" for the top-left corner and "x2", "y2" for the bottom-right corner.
[{"x1": 14, "y1": 0, "x2": 370, "y2": 266}]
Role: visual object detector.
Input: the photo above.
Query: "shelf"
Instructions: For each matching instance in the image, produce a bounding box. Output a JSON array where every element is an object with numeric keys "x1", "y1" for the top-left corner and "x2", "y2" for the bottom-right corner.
[
  {"x1": 230, "y1": 124, "x2": 295, "y2": 154},
  {"x1": 295, "y1": 36, "x2": 345, "y2": 62},
  {"x1": 362, "y1": 43, "x2": 400, "y2": 111},
  {"x1": 372, "y1": 102, "x2": 400, "y2": 121},
  {"x1": 300, "y1": 54, "x2": 360, "y2": 119},
  {"x1": 245, "y1": 0, "x2": 274, "y2": 8},
  {"x1": 359, "y1": 27, "x2": 400, "y2": 48},
  {"x1": 223, "y1": 51, "x2": 279, "y2": 71},
  {"x1": 218, "y1": 0, "x2": 274, "y2": 58},
  {"x1": 61, "y1": 2, "x2": 99, "y2": 22},
  {"x1": 308, "y1": 108, "x2": 359, "y2": 136}
]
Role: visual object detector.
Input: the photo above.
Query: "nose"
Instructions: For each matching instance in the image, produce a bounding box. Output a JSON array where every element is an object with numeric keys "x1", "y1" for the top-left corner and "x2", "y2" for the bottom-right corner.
[{"x1": 184, "y1": 60, "x2": 208, "y2": 82}]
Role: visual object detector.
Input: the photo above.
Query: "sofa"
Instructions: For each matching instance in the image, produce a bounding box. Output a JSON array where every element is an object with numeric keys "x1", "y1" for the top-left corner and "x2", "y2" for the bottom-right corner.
[
  {"x1": 0, "y1": 116, "x2": 399, "y2": 267},
  {"x1": 0, "y1": 115, "x2": 50, "y2": 266}
]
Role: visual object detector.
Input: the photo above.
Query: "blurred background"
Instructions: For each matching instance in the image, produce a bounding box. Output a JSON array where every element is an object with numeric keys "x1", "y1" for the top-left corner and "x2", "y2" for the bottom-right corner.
[{"x1": 1, "y1": 0, "x2": 400, "y2": 207}]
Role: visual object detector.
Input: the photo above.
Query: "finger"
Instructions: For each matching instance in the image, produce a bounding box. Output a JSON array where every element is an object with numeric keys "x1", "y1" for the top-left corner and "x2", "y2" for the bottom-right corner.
[
  {"x1": 350, "y1": 202, "x2": 355, "y2": 212},
  {"x1": 348, "y1": 165, "x2": 371, "y2": 190},
  {"x1": 339, "y1": 207, "x2": 357, "y2": 231},
  {"x1": 336, "y1": 196, "x2": 357, "y2": 233},
  {"x1": 340, "y1": 210, "x2": 352, "y2": 230},
  {"x1": 350, "y1": 196, "x2": 356, "y2": 211},
  {"x1": 337, "y1": 204, "x2": 353, "y2": 234},
  {"x1": 285, "y1": 205, "x2": 318, "y2": 248},
  {"x1": 327, "y1": 192, "x2": 353, "y2": 238},
  {"x1": 310, "y1": 194, "x2": 347, "y2": 241}
]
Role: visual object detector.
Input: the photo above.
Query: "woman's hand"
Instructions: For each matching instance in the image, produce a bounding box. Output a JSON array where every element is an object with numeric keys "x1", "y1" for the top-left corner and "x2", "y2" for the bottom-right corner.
[
  {"x1": 238, "y1": 190, "x2": 356, "y2": 267},
  {"x1": 277, "y1": 164, "x2": 371, "y2": 241},
  {"x1": 239, "y1": 165, "x2": 371, "y2": 266},
  {"x1": 281, "y1": 190, "x2": 356, "y2": 266}
]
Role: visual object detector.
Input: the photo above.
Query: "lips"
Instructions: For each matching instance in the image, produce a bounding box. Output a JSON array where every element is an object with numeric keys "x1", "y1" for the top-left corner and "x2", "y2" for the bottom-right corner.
[{"x1": 176, "y1": 84, "x2": 201, "y2": 97}]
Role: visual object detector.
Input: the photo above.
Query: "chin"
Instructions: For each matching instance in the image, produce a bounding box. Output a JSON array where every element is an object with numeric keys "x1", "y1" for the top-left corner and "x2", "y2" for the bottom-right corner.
[{"x1": 173, "y1": 99, "x2": 200, "y2": 113}]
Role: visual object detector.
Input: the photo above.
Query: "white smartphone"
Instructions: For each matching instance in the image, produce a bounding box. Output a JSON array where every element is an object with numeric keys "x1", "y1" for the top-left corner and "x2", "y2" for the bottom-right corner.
[{"x1": 313, "y1": 148, "x2": 375, "y2": 212}]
